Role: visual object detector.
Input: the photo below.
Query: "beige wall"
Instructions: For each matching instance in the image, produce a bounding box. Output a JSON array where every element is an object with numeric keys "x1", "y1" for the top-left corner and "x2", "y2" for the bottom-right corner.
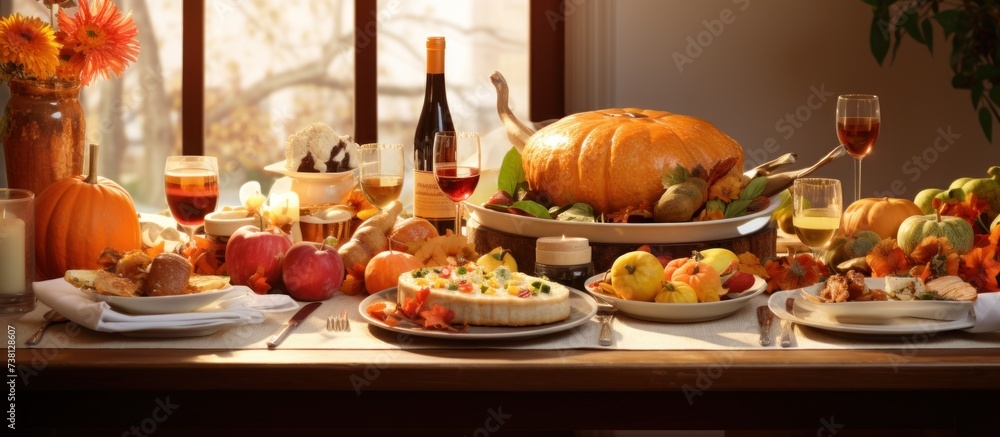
[{"x1": 569, "y1": 0, "x2": 991, "y2": 201}]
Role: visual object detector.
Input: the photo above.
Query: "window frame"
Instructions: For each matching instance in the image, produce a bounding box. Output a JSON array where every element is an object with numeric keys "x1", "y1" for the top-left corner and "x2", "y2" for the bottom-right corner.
[{"x1": 180, "y1": 0, "x2": 563, "y2": 153}]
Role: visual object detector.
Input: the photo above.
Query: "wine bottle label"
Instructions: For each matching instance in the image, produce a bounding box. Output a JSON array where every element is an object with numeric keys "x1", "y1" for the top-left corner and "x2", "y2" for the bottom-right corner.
[{"x1": 413, "y1": 170, "x2": 455, "y2": 218}]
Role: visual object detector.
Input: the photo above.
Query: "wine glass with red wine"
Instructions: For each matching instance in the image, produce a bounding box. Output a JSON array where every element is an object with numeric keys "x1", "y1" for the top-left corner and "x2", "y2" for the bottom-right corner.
[
  {"x1": 164, "y1": 156, "x2": 219, "y2": 248},
  {"x1": 836, "y1": 94, "x2": 880, "y2": 201},
  {"x1": 432, "y1": 131, "x2": 481, "y2": 236}
]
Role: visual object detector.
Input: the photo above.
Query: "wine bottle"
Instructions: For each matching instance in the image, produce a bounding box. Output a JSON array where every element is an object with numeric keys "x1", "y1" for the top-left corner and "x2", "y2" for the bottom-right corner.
[{"x1": 413, "y1": 36, "x2": 457, "y2": 234}]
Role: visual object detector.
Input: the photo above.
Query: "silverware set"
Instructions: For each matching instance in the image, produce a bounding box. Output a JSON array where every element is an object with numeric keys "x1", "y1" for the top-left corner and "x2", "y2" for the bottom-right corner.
[{"x1": 757, "y1": 300, "x2": 797, "y2": 348}]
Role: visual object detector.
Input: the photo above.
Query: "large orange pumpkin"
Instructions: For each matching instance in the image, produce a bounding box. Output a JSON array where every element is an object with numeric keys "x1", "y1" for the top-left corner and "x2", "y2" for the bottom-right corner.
[
  {"x1": 839, "y1": 197, "x2": 922, "y2": 239},
  {"x1": 520, "y1": 108, "x2": 744, "y2": 214},
  {"x1": 34, "y1": 144, "x2": 141, "y2": 279}
]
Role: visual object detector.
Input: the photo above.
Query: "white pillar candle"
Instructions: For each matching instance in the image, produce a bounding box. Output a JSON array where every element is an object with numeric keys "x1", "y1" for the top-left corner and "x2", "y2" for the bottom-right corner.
[
  {"x1": 536, "y1": 236, "x2": 592, "y2": 266},
  {"x1": 0, "y1": 213, "x2": 26, "y2": 295}
]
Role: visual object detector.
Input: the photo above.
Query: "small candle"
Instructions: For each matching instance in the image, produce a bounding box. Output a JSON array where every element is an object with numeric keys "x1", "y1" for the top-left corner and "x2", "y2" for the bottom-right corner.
[
  {"x1": 536, "y1": 236, "x2": 592, "y2": 266},
  {"x1": 0, "y1": 211, "x2": 26, "y2": 295},
  {"x1": 535, "y1": 236, "x2": 594, "y2": 291}
]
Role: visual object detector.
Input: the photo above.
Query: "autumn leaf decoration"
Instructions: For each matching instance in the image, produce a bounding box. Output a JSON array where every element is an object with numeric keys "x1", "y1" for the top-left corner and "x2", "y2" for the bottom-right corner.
[
  {"x1": 763, "y1": 253, "x2": 826, "y2": 293},
  {"x1": 908, "y1": 236, "x2": 960, "y2": 282},
  {"x1": 933, "y1": 193, "x2": 990, "y2": 233},
  {"x1": 366, "y1": 287, "x2": 468, "y2": 332},
  {"x1": 959, "y1": 225, "x2": 1000, "y2": 292},
  {"x1": 866, "y1": 238, "x2": 911, "y2": 278}
]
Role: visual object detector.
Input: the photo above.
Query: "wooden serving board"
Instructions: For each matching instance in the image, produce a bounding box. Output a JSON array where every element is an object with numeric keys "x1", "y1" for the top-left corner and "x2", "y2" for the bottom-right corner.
[{"x1": 467, "y1": 219, "x2": 777, "y2": 273}]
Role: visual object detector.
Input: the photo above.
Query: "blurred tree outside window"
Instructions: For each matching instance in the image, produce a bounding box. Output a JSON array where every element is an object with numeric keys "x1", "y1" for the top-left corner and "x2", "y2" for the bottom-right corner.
[{"x1": 1, "y1": 0, "x2": 528, "y2": 214}]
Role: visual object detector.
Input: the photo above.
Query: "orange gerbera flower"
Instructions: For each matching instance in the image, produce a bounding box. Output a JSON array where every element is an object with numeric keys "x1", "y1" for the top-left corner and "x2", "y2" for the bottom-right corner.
[
  {"x1": 0, "y1": 14, "x2": 59, "y2": 80},
  {"x1": 57, "y1": 0, "x2": 139, "y2": 85}
]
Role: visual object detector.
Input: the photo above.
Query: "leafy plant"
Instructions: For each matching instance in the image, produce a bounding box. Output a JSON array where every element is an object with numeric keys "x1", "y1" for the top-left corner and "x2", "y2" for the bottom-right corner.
[{"x1": 865, "y1": 0, "x2": 1000, "y2": 141}]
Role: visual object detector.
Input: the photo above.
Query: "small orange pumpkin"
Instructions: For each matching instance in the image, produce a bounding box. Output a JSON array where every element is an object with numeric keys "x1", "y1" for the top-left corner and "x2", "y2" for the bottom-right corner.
[
  {"x1": 667, "y1": 259, "x2": 722, "y2": 303},
  {"x1": 662, "y1": 257, "x2": 690, "y2": 281},
  {"x1": 364, "y1": 250, "x2": 425, "y2": 294},
  {"x1": 840, "y1": 197, "x2": 922, "y2": 239},
  {"x1": 34, "y1": 144, "x2": 141, "y2": 279}
]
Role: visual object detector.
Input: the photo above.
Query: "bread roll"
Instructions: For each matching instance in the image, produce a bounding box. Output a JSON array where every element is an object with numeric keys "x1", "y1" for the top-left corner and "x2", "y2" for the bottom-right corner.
[{"x1": 144, "y1": 253, "x2": 192, "y2": 296}]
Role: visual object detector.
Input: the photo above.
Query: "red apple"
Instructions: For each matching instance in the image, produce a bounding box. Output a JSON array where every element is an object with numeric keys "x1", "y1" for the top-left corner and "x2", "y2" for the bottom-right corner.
[
  {"x1": 282, "y1": 241, "x2": 345, "y2": 301},
  {"x1": 226, "y1": 225, "x2": 293, "y2": 292}
]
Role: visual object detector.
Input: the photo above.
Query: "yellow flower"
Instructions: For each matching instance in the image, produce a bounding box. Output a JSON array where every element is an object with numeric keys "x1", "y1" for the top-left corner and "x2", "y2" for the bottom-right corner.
[
  {"x1": 57, "y1": 0, "x2": 139, "y2": 85},
  {"x1": 0, "y1": 13, "x2": 60, "y2": 80}
]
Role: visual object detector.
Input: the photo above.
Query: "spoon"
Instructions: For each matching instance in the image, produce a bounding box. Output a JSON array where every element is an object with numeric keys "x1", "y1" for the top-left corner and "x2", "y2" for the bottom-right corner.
[{"x1": 26, "y1": 310, "x2": 69, "y2": 346}]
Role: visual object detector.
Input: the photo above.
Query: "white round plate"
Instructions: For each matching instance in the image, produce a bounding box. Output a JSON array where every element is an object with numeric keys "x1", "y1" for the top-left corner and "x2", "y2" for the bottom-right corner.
[
  {"x1": 87, "y1": 285, "x2": 239, "y2": 315},
  {"x1": 792, "y1": 277, "x2": 974, "y2": 323},
  {"x1": 464, "y1": 195, "x2": 779, "y2": 244},
  {"x1": 359, "y1": 287, "x2": 598, "y2": 340},
  {"x1": 767, "y1": 289, "x2": 975, "y2": 336},
  {"x1": 582, "y1": 273, "x2": 766, "y2": 323}
]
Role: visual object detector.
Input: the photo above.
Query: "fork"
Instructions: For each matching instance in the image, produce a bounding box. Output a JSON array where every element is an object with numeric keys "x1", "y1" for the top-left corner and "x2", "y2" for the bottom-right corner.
[
  {"x1": 327, "y1": 310, "x2": 351, "y2": 332},
  {"x1": 596, "y1": 303, "x2": 618, "y2": 346}
]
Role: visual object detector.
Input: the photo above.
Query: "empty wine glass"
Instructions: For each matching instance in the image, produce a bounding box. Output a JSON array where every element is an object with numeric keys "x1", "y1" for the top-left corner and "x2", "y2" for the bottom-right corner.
[
  {"x1": 432, "y1": 131, "x2": 481, "y2": 236},
  {"x1": 164, "y1": 156, "x2": 219, "y2": 248},
  {"x1": 792, "y1": 178, "x2": 843, "y2": 255},
  {"x1": 358, "y1": 143, "x2": 405, "y2": 212},
  {"x1": 836, "y1": 94, "x2": 880, "y2": 201}
]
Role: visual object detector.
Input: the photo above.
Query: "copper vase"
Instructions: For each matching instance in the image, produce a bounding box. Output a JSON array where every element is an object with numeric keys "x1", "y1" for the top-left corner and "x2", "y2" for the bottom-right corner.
[{"x1": 2, "y1": 79, "x2": 85, "y2": 196}]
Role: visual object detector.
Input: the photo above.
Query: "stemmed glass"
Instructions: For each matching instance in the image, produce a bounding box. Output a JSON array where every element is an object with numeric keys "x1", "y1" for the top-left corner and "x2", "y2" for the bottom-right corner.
[
  {"x1": 792, "y1": 178, "x2": 843, "y2": 256},
  {"x1": 432, "y1": 131, "x2": 481, "y2": 236},
  {"x1": 164, "y1": 156, "x2": 219, "y2": 248},
  {"x1": 836, "y1": 94, "x2": 880, "y2": 201},
  {"x1": 358, "y1": 143, "x2": 405, "y2": 211}
]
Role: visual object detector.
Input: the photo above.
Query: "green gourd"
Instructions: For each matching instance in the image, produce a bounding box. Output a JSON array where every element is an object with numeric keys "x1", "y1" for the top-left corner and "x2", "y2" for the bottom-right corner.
[{"x1": 897, "y1": 212, "x2": 974, "y2": 255}]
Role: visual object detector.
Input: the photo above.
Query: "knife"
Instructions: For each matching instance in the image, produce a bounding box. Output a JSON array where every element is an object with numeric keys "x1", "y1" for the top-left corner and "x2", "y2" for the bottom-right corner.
[
  {"x1": 756, "y1": 306, "x2": 774, "y2": 346},
  {"x1": 267, "y1": 302, "x2": 321, "y2": 349},
  {"x1": 780, "y1": 297, "x2": 796, "y2": 348}
]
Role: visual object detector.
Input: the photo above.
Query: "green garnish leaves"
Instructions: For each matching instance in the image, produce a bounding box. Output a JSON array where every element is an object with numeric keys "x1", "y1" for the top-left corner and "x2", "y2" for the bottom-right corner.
[
  {"x1": 448, "y1": 283, "x2": 459, "y2": 291},
  {"x1": 509, "y1": 200, "x2": 553, "y2": 219},
  {"x1": 457, "y1": 266, "x2": 468, "y2": 275},
  {"x1": 556, "y1": 203, "x2": 596, "y2": 222},
  {"x1": 663, "y1": 165, "x2": 691, "y2": 188},
  {"x1": 739, "y1": 176, "x2": 767, "y2": 201},
  {"x1": 498, "y1": 147, "x2": 525, "y2": 197}
]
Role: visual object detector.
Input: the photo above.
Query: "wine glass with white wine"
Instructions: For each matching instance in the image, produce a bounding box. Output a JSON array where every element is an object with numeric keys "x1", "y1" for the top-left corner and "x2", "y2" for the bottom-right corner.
[
  {"x1": 792, "y1": 178, "x2": 843, "y2": 255},
  {"x1": 358, "y1": 143, "x2": 405, "y2": 211}
]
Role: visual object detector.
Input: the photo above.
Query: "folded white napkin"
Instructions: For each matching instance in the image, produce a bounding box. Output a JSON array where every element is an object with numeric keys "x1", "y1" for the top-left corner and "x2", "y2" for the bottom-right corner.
[
  {"x1": 965, "y1": 292, "x2": 1000, "y2": 333},
  {"x1": 33, "y1": 278, "x2": 297, "y2": 333}
]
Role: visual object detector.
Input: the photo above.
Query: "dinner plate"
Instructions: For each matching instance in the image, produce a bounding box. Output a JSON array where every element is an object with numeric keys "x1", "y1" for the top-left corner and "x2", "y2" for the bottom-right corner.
[
  {"x1": 793, "y1": 277, "x2": 974, "y2": 323},
  {"x1": 86, "y1": 285, "x2": 239, "y2": 315},
  {"x1": 767, "y1": 289, "x2": 975, "y2": 336},
  {"x1": 582, "y1": 273, "x2": 767, "y2": 323},
  {"x1": 464, "y1": 194, "x2": 779, "y2": 244},
  {"x1": 359, "y1": 287, "x2": 598, "y2": 340}
]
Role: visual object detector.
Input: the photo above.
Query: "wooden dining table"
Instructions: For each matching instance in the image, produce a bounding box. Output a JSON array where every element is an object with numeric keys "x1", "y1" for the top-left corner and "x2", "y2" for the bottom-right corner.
[{"x1": 18, "y1": 345, "x2": 1000, "y2": 434}]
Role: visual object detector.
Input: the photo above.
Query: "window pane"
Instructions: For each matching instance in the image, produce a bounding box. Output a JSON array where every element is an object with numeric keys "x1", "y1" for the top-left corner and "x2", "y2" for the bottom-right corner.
[
  {"x1": 376, "y1": 0, "x2": 530, "y2": 211},
  {"x1": 6, "y1": 0, "x2": 183, "y2": 213},
  {"x1": 204, "y1": 0, "x2": 356, "y2": 206}
]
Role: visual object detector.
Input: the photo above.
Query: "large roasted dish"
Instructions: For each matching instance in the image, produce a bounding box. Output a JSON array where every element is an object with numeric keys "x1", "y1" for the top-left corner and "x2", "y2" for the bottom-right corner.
[{"x1": 466, "y1": 195, "x2": 779, "y2": 243}]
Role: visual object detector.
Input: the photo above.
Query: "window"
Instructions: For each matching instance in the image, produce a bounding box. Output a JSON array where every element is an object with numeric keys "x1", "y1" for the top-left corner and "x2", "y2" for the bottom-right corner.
[{"x1": 2, "y1": 0, "x2": 562, "y2": 213}]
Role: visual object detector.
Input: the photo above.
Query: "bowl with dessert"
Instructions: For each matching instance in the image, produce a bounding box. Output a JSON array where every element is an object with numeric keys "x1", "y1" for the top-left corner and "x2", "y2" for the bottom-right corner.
[{"x1": 265, "y1": 122, "x2": 359, "y2": 205}]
